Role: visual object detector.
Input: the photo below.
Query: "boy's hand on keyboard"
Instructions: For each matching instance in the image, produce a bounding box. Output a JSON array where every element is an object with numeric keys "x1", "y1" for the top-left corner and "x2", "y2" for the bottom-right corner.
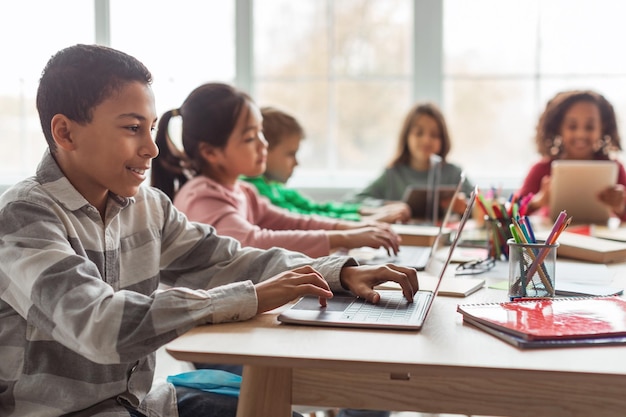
[
  {"x1": 339, "y1": 264, "x2": 418, "y2": 304},
  {"x1": 255, "y1": 266, "x2": 333, "y2": 313}
]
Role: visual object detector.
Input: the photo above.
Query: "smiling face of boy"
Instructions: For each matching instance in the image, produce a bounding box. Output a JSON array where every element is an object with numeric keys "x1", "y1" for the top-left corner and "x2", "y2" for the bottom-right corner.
[{"x1": 51, "y1": 81, "x2": 159, "y2": 216}]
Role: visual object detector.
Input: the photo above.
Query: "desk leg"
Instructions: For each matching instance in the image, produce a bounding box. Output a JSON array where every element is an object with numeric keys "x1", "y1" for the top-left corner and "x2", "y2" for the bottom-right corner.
[{"x1": 236, "y1": 364, "x2": 292, "y2": 417}]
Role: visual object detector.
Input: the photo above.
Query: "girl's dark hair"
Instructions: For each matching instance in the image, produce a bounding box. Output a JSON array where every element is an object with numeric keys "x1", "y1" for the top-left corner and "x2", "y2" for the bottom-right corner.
[
  {"x1": 151, "y1": 83, "x2": 252, "y2": 199},
  {"x1": 36, "y1": 44, "x2": 152, "y2": 152},
  {"x1": 389, "y1": 102, "x2": 451, "y2": 167},
  {"x1": 535, "y1": 89, "x2": 621, "y2": 158}
]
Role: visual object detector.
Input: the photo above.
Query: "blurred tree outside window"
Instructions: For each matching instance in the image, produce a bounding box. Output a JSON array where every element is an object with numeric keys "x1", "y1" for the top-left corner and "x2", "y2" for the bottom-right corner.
[
  {"x1": 254, "y1": 0, "x2": 413, "y2": 189},
  {"x1": 0, "y1": 0, "x2": 94, "y2": 184},
  {"x1": 443, "y1": 0, "x2": 626, "y2": 187},
  {"x1": 1, "y1": 0, "x2": 626, "y2": 194}
]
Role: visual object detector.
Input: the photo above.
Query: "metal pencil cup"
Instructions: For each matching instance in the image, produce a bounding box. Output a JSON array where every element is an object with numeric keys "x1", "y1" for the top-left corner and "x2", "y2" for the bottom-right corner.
[
  {"x1": 507, "y1": 239, "x2": 559, "y2": 300},
  {"x1": 485, "y1": 216, "x2": 514, "y2": 260}
]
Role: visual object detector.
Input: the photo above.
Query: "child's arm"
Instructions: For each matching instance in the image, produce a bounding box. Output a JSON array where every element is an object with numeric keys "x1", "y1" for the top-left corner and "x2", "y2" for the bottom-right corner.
[
  {"x1": 359, "y1": 202, "x2": 412, "y2": 223},
  {"x1": 526, "y1": 176, "x2": 551, "y2": 213},
  {"x1": 198, "y1": 196, "x2": 401, "y2": 256},
  {"x1": 211, "y1": 209, "x2": 333, "y2": 257},
  {"x1": 518, "y1": 159, "x2": 552, "y2": 213},
  {"x1": 0, "y1": 186, "x2": 358, "y2": 363},
  {"x1": 255, "y1": 263, "x2": 419, "y2": 313}
]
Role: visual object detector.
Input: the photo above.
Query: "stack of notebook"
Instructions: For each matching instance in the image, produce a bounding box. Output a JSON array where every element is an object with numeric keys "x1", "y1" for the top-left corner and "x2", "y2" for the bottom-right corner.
[{"x1": 457, "y1": 296, "x2": 626, "y2": 349}]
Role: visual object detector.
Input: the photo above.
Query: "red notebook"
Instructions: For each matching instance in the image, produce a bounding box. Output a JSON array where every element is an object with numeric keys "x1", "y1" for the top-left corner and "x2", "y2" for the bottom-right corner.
[{"x1": 457, "y1": 296, "x2": 626, "y2": 341}]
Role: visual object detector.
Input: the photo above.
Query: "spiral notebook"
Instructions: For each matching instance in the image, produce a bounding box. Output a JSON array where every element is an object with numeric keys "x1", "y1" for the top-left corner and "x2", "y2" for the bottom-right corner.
[{"x1": 457, "y1": 296, "x2": 626, "y2": 347}]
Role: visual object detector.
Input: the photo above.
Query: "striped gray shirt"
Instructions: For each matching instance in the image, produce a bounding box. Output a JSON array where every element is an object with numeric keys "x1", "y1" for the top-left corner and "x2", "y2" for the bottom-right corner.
[{"x1": 0, "y1": 151, "x2": 352, "y2": 417}]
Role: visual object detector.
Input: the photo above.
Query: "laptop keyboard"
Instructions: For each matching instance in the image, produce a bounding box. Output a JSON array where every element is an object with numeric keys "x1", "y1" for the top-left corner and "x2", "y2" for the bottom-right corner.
[{"x1": 341, "y1": 291, "x2": 431, "y2": 323}]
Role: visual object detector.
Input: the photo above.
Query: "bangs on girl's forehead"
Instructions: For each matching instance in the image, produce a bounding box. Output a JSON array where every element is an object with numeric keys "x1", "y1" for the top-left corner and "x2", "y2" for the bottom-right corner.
[
  {"x1": 247, "y1": 101, "x2": 262, "y2": 120},
  {"x1": 563, "y1": 101, "x2": 601, "y2": 119},
  {"x1": 415, "y1": 113, "x2": 440, "y2": 132},
  {"x1": 237, "y1": 101, "x2": 260, "y2": 127},
  {"x1": 231, "y1": 103, "x2": 251, "y2": 129}
]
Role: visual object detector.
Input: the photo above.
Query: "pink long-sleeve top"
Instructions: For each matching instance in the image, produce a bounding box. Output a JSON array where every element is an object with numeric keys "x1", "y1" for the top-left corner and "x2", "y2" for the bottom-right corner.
[{"x1": 174, "y1": 176, "x2": 340, "y2": 257}]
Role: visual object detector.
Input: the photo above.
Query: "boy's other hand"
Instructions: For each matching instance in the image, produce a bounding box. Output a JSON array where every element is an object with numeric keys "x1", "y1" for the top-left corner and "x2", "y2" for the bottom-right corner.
[
  {"x1": 339, "y1": 264, "x2": 418, "y2": 304},
  {"x1": 254, "y1": 266, "x2": 333, "y2": 314}
]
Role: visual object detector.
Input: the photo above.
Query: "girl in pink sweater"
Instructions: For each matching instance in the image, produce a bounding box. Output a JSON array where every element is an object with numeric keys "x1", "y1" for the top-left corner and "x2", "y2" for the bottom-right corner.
[{"x1": 151, "y1": 83, "x2": 400, "y2": 258}]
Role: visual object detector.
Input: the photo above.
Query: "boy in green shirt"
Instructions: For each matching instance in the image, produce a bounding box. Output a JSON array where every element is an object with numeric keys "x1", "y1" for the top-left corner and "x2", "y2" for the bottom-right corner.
[{"x1": 243, "y1": 107, "x2": 410, "y2": 223}]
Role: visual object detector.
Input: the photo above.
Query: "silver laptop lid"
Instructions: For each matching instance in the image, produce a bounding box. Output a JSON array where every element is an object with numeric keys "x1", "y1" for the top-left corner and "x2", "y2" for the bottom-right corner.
[
  {"x1": 427, "y1": 185, "x2": 477, "y2": 303},
  {"x1": 421, "y1": 171, "x2": 467, "y2": 270}
]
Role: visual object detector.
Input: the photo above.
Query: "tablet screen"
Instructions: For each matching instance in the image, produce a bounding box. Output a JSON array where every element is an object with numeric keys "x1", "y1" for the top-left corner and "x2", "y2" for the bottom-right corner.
[
  {"x1": 402, "y1": 185, "x2": 458, "y2": 221},
  {"x1": 549, "y1": 160, "x2": 617, "y2": 224}
]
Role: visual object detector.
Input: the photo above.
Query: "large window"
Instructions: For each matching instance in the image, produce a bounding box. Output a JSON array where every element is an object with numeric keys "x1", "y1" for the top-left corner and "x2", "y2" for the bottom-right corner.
[
  {"x1": 443, "y1": 0, "x2": 626, "y2": 187},
  {"x1": 109, "y1": 0, "x2": 236, "y2": 115},
  {"x1": 2, "y1": 0, "x2": 626, "y2": 193},
  {"x1": 253, "y1": 0, "x2": 413, "y2": 187},
  {"x1": 0, "y1": 0, "x2": 94, "y2": 184}
]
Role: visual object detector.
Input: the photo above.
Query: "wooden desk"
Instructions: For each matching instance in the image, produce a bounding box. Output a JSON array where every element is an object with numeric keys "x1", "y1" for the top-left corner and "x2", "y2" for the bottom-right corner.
[{"x1": 166, "y1": 264, "x2": 626, "y2": 417}]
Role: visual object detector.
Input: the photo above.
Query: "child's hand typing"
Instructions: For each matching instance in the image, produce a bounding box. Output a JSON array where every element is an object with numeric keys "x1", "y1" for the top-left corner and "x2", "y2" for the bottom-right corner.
[
  {"x1": 339, "y1": 264, "x2": 418, "y2": 304},
  {"x1": 361, "y1": 202, "x2": 411, "y2": 223},
  {"x1": 254, "y1": 266, "x2": 333, "y2": 313},
  {"x1": 327, "y1": 225, "x2": 401, "y2": 256}
]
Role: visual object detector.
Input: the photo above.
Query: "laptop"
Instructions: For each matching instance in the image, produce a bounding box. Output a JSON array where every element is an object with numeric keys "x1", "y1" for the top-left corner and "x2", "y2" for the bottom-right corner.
[
  {"x1": 550, "y1": 160, "x2": 618, "y2": 224},
  {"x1": 277, "y1": 186, "x2": 478, "y2": 331},
  {"x1": 353, "y1": 172, "x2": 466, "y2": 271}
]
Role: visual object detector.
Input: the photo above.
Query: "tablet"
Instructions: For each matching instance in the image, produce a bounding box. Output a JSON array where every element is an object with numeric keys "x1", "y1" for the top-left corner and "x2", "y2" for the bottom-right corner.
[
  {"x1": 549, "y1": 160, "x2": 618, "y2": 224},
  {"x1": 402, "y1": 185, "x2": 458, "y2": 222}
]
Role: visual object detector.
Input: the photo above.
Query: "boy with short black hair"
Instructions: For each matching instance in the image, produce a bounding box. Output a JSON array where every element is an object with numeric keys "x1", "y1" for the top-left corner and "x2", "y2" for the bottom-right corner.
[{"x1": 0, "y1": 44, "x2": 417, "y2": 417}]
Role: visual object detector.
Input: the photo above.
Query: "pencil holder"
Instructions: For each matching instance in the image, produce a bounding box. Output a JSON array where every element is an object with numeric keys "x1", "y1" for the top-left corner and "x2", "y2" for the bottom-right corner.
[
  {"x1": 507, "y1": 239, "x2": 559, "y2": 300},
  {"x1": 485, "y1": 216, "x2": 514, "y2": 260}
]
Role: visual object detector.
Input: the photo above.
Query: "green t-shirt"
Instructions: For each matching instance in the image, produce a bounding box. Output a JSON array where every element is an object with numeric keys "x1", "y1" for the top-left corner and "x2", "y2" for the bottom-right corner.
[{"x1": 242, "y1": 176, "x2": 362, "y2": 221}]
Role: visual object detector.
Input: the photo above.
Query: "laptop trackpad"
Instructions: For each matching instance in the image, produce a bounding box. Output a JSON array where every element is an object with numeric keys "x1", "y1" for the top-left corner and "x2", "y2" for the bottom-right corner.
[{"x1": 292, "y1": 295, "x2": 355, "y2": 312}]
